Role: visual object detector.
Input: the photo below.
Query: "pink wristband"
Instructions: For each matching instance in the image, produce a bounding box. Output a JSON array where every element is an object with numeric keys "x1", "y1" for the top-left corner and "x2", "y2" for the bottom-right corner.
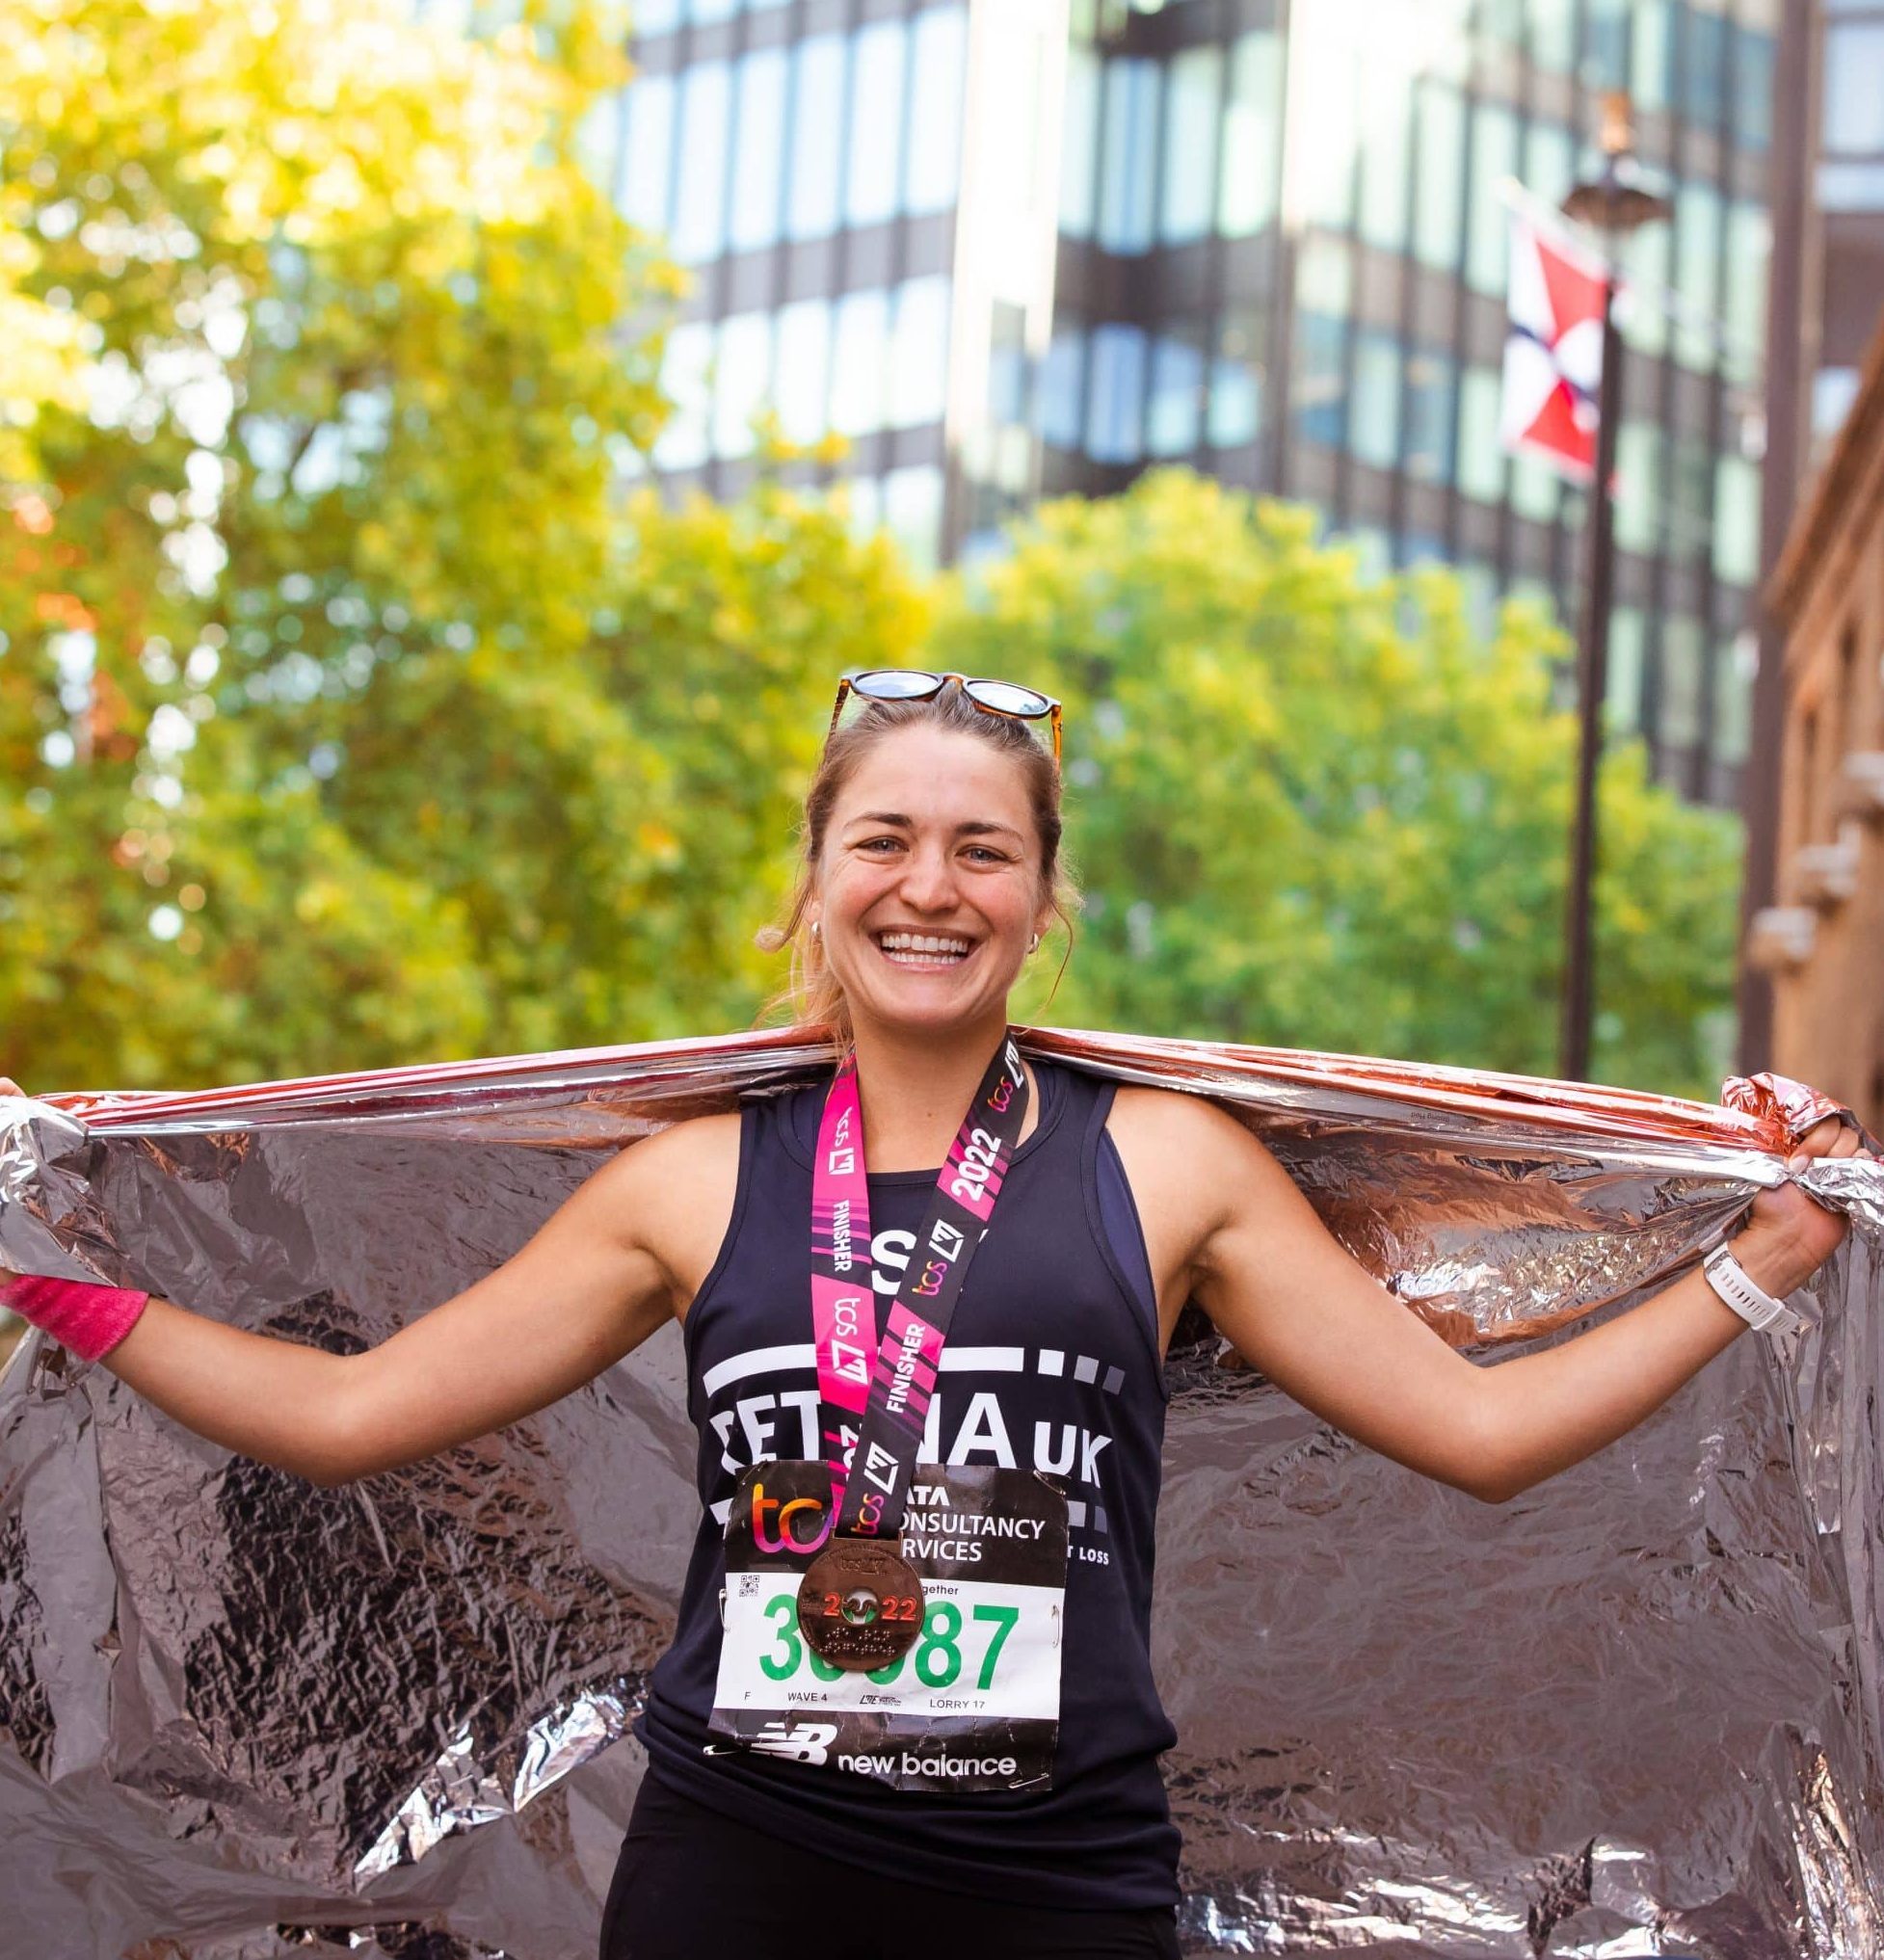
[{"x1": 0, "y1": 1273, "x2": 149, "y2": 1363}]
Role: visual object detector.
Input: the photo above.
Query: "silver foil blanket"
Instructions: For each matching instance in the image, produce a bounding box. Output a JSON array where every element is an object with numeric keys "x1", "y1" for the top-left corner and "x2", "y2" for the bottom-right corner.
[{"x1": 3, "y1": 1025, "x2": 1883, "y2": 1959}]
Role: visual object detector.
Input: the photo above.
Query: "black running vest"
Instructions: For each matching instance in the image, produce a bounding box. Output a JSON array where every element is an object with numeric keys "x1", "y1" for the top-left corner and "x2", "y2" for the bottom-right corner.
[{"x1": 637, "y1": 1060, "x2": 1181, "y2": 1909}]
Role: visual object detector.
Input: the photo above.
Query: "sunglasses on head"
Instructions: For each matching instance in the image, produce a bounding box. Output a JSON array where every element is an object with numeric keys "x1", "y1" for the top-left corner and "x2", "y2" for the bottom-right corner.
[{"x1": 827, "y1": 670, "x2": 1062, "y2": 765}]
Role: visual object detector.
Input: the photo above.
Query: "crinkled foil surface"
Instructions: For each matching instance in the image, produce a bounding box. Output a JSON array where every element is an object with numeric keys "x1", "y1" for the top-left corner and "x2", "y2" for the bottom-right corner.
[{"x1": 3, "y1": 1025, "x2": 1884, "y2": 1959}]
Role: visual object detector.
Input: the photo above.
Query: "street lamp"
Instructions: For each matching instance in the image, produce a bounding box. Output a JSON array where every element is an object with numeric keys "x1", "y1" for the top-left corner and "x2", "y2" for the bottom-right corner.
[{"x1": 1557, "y1": 93, "x2": 1673, "y2": 1084}]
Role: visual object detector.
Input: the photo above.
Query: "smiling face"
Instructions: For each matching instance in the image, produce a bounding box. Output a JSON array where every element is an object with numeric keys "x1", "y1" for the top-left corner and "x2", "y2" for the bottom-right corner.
[{"x1": 809, "y1": 725, "x2": 1053, "y2": 1043}]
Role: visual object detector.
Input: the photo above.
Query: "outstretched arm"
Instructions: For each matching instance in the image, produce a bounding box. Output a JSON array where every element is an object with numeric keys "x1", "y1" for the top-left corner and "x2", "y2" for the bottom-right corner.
[
  {"x1": 1, "y1": 1108, "x2": 738, "y2": 1487},
  {"x1": 1109, "y1": 1090, "x2": 1865, "y2": 1504}
]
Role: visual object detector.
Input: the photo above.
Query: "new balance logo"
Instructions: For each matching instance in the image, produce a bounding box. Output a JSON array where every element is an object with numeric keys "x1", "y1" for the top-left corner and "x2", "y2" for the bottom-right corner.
[{"x1": 749, "y1": 1721, "x2": 839, "y2": 1764}]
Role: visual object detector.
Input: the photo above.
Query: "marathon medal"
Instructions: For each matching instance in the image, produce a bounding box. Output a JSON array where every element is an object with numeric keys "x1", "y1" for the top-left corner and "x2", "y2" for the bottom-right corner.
[{"x1": 796, "y1": 1537, "x2": 924, "y2": 1669}]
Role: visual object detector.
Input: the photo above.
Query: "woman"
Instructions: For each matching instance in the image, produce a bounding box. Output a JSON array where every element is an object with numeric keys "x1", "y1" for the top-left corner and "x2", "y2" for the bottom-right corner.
[{"x1": 0, "y1": 675, "x2": 1871, "y2": 1960}]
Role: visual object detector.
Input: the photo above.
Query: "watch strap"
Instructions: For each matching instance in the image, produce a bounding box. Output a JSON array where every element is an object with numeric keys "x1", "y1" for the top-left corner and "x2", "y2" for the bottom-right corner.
[{"x1": 1703, "y1": 1243, "x2": 1803, "y2": 1338}]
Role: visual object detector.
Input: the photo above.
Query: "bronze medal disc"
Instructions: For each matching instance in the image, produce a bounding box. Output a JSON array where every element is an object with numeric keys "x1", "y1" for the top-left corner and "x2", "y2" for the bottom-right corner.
[{"x1": 797, "y1": 1539, "x2": 926, "y2": 1671}]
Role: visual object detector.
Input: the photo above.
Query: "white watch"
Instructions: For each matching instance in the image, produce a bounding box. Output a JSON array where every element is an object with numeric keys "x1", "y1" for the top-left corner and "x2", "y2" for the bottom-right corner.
[{"x1": 1703, "y1": 1242, "x2": 1803, "y2": 1338}]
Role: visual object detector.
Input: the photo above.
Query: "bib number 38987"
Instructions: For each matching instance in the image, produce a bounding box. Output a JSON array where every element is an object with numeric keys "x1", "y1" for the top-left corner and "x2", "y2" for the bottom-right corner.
[{"x1": 708, "y1": 1460, "x2": 1067, "y2": 1793}]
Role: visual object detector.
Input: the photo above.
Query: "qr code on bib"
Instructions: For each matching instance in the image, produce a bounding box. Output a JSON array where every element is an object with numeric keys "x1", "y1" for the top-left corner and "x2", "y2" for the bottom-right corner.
[{"x1": 738, "y1": 1574, "x2": 761, "y2": 1598}]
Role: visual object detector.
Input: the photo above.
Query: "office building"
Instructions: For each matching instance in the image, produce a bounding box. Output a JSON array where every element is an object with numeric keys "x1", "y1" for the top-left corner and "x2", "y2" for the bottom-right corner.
[
  {"x1": 1737, "y1": 0, "x2": 1884, "y2": 1070},
  {"x1": 601, "y1": 0, "x2": 1782, "y2": 807}
]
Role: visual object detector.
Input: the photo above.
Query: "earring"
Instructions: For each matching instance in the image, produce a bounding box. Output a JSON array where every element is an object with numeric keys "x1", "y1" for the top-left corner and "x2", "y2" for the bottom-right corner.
[
  {"x1": 810, "y1": 919, "x2": 822, "y2": 941},
  {"x1": 1028, "y1": 933, "x2": 1041, "y2": 955}
]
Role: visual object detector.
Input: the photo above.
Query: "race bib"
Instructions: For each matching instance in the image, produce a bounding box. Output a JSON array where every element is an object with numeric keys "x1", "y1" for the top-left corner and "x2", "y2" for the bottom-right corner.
[{"x1": 708, "y1": 1459, "x2": 1066, "y2": 1792}]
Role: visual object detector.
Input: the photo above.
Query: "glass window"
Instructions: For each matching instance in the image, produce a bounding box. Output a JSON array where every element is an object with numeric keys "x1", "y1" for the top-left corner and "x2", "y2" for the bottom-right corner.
[
  {"x1": 1147, "y1": 331, "x2": 1204, "y2": 456},
  {"x1": 574, "y1": 93, "x2": 620, "y2": 197},
  {"x1": 1294, "y1": 313, "x2": 1346, "y2": 449},
  {"x1": 1524, "y1": 122, "x2": 1574, "y2": 210},
  {"x1": 1614, "y1": 419, "x2": 1663, "y2": 554},
  {"x1": 1508, "y1": 449, "x2": 1558, "y2": 523},
  {"x1": 1296, "y1": 231, "x2": 1351, "y2": 314},
  {"x1": 883, "y1": 464, "x2": 945, "y2": 571},
  {"x1": 1466, "y1": 103, "x2": 1518, "y2": 295},
  {"x1": 687, "y1": 0, "x2": 736, "y2": 22},
  {"x1": 631, "y1": 0, "x2": 681, "y2": 32},
  {"x1": 1350, "y1": 332, "x2": 1400, "y2": 470},
  {"x1": 1824, "y1": 25, "x2": 1884, "y2": 154},
  {"x1": 1584, "y1": 0, "x2": 1631, "y2": 90},
  {"x1": 1404, "y1": 352, "x2": 1456, "y2": 482},
  {"x1": 788, "y1": 36, "x2": 848, "y2": 242},
  {"x1": 653, "y1": 320, "x2": 714, "y2": 470},
  {"x1": 1606, "y1": 607, "x2": 1646, "y2": 734},
  {"x1": 1685, "y1": 9, "x2": 1729, "y2": 125},
  {"x1": 1815, "y1": 365, "x2": 1861, "y2": 437},
  {"x1": 1632, "y1": 0, "x2": 1671, "y2": 111},
  {"x1": 774, "y1": 299, "x2": 832, "y2": 444},
  {"x1": 1714, "y1": 630, "x2": 1753, "y2": 767},
  {"x1": 847, "y1": 21, "x2": 909, "y2": 229},
  {"x1": 1734, "y1": 26, "x2": 1775, "y2": 150},
  {"x1": 906, "y1": 8, "x2": 969, "y2": 216},
  {"x1": 1660, "y1": 618, "x2": 1704, "y2": 749},
  {"x1": 846, "y1": 473, "x2": 883, "y2": 542},
  {"x1": 1060, "y1": 45, "x2": 1101, "y2": 238},
  {"x1": 1530, "y1": 0, "x2": 1576, "y2": 72},
  {"x1": 671, "y1": 62, "x2": 731, "y2": 263},
  {"x1": 1357, "y1": 60, "x2": 1412, "y2": 252},
  {"x1": 619, "y1": 74, "x2": 676, "y2": 235},
  {"x1": 1160, "y1": 46, "x2": 1222, "y2": 245},
  {"x1": 1723, "y1": 201, "x2": 1768, "y2": 383},
  {"x1": 1619, "y1": 220, "x2": 1671, "y2": 357},
  {"x1": 1712, "y1": 455, "x2": 1761, "y2": 587},
  {"x1": 1099, "y1": 59, "x2": 1160, "y2": 252},
  {"x1": 1040, "y1": 325, "x2": 1086, "y2": 449},
  {"x1": 831, "y1": 289, "x2": 889, "y2": 437},
  {"x1": 1207, "y1": 311, "x2": 1263, "y2": 449},
  {"x1": 730, "y1": 48, "x2": 788, "y2": 253},
  {"x1": 1294, "y1": 53, "x2": 1357, "y2": 228},
  {"x1": 1818, "y1": 161, "x2": 1884, "y2": 209},
  {"x1": 1413, "y1": 82, "x2": 1465, "y2": 272},
  {"x1": 1219, "y1": 32, "x2": 1281, "y2": 237},
  {"x1": 1086, "y1": 325, "x2": 1148, "y2": 464},
  {"x1": 713, "y1": 312, "x2": 773, "y2": 459},
  {"x1": 1673, "y1": 184, "x2": 1722, "y2": 370},
  {"x1": 889, "y1": 278, "x2": 951, "y2": 429},
  {"x1": 1456, "y1": 365, "x2": 1503, "y2": 502}
]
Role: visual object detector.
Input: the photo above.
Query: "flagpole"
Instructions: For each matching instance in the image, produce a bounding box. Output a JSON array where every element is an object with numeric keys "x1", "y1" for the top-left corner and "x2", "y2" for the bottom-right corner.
[
  {"x1": 1556, "y1": 95, "x2": 1672, "y2": 1083},
  {"x1": 1559, "y1": 276, "x2": 1624, "y2": 1083}
]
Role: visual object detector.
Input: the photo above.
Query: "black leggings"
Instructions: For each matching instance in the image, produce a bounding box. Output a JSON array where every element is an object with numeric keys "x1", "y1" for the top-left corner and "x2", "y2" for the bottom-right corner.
[{"x1": 598, "y1": 1773, "x2": 1182, "y2": 1960}]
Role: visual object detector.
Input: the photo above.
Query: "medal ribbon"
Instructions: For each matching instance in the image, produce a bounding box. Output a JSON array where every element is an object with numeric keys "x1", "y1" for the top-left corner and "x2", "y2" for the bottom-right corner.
[{"x1": 809, "y1": 1032, "x2": 1030, "y2": 1541}]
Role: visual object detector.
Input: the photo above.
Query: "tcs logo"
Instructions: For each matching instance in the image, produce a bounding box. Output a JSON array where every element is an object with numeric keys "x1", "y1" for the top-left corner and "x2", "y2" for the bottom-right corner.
[{"x1": 750, "y1": 1478, "x2": 833, "y2": 1555}]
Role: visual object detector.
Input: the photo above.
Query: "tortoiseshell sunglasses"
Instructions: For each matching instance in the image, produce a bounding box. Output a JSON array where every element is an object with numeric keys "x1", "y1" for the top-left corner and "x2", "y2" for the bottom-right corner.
[{"x1": 826, "y1": 670, "x2": 1062, "y2": 765}]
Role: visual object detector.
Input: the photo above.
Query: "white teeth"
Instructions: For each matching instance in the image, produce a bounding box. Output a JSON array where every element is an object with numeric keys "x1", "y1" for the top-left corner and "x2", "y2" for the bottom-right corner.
[{"x1": 877, "y1": 931, "x2": 971, "y2": 960}]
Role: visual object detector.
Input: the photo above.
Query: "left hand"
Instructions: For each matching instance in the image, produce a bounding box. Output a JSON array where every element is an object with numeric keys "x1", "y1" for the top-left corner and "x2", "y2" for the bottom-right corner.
[{"x1": 1738, "y1": 1110, "x2": 1877, "y2": 1294}]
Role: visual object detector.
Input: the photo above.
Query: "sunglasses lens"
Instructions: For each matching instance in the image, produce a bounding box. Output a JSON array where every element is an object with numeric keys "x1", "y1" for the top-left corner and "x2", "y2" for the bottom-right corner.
[
  {"x1": 852, "y1": 669, "x2": 942, "y2": 702},
  {"x1": 964, "y1": 678, "x2": 1052, "y2": 718}
]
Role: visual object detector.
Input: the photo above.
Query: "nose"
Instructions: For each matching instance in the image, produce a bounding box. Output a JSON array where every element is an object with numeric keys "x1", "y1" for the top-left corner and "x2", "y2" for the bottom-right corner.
[{"x1": 896, "y1": 838, "x2": 963, "y2": 914}]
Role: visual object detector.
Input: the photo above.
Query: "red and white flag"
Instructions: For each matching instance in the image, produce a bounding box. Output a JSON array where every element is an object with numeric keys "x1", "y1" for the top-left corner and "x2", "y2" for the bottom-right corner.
[{"x1": 1500, "y1": 209, "x2": 1609, "y2": 483}]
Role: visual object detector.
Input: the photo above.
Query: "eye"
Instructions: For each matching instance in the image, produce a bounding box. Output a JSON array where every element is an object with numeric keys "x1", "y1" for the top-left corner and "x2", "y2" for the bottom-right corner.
[
  {"x1": 859, "y1": 834, "x2": 904, "y2": 854},
  {"x1": 963, "y1": 845, "x2": 1010, "y2": 865}
]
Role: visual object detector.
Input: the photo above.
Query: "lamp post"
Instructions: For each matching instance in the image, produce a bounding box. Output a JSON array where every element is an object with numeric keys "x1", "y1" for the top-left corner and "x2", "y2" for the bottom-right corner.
[{"x1": 1556, "y1": 94, "x2": 1672, "y2": 1083}]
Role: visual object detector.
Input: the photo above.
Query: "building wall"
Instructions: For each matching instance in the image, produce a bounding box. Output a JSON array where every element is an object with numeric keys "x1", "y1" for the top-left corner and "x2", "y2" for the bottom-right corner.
[
  {"x1": 1748, "y1": 321, "x2": 1884, "y2": 1127},
  {"x1": 607, "y1": 0, "x2": 1783, "y2": 805}
]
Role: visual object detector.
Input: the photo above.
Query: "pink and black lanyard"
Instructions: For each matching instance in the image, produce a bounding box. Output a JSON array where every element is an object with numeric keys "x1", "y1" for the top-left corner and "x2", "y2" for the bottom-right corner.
[{"x1": 809, "y1": 1033, "x2": 1030, "y2": 1541}]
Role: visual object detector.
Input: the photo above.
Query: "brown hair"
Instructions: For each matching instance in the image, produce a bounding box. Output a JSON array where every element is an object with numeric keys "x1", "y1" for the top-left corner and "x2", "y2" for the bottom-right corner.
[{"x1": 758, "y1": 682, "x2": 1077, "y2": 1046}]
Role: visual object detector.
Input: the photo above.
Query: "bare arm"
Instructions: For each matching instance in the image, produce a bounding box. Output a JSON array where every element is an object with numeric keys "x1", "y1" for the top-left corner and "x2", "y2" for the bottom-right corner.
[
  {"x1": 27, "y1": 1114, "x2": 739, "y2": 1487},
  {"x1": 1109, "y1": 1090, "x2": 1856, "y2": 1504}
]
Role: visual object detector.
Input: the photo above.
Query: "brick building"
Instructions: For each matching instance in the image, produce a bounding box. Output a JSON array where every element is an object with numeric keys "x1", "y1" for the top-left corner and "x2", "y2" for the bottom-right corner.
[{"x1": 1744, "y1": 316, "x2": 1884, "y2": 1126}]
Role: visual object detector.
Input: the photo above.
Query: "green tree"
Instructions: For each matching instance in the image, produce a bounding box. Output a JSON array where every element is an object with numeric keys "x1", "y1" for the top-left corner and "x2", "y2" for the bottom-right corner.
[
  {"x1": 0, "y1": 0, "x2": 928, "y2": 1089},
  {"x1": 945, "y1": 470, "x2": 1740, "y2": 1099}
]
